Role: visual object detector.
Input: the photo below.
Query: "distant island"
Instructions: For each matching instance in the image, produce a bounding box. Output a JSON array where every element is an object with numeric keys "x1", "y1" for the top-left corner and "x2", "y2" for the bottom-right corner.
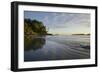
[{"x1": 72, "y1": 34, "x2": 90, "y2": 35}]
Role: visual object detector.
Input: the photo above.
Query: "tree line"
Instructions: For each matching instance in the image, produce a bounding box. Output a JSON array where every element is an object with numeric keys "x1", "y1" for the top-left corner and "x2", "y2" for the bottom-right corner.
[{"x1": 24, "y1": 19, "x2": 47, "y2": 35}]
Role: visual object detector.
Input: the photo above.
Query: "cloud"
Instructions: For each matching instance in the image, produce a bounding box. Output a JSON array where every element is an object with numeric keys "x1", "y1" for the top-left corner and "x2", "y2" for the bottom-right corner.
[
  {"x1": 44, "y1": 13, "x2": 90, "y2": 29},
  {"x1": 46, "y1": 13, "x2": 90, "y2": 34},
  {"x1": 63, "y1": 13, "x2": 90, "y2": 28}
]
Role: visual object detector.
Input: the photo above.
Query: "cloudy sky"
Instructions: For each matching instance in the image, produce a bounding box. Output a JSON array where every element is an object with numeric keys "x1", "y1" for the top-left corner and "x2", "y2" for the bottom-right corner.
[{"x1": 24, "y1": 11, "x2": 90, "y2": 35}]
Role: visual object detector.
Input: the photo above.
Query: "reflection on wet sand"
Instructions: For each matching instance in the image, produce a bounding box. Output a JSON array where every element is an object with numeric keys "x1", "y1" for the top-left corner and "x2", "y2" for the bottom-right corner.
[
  {"x1": 24, "y1": 35, "x2": 90, "y2": 62},
  {"x1": 24, "y1": 35, "x2": 46, "y2": 51}
]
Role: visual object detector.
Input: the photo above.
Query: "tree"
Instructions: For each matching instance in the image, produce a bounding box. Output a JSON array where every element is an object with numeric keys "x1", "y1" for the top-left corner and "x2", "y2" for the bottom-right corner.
[{"x1": 24, "y1": 19, "x2": 47, "y2": 35}]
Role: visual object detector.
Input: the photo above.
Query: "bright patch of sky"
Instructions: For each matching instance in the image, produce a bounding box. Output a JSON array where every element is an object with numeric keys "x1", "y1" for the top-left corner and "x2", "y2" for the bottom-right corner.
[{"x1": 24, "y1": 11, "x2": 90, "y2": 35}]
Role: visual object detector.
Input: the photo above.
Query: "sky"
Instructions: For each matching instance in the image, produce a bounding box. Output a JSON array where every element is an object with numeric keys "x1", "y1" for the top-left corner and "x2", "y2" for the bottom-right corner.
[{"x1": 24, "y1": 11, "x2": 90, "y2": 35}]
